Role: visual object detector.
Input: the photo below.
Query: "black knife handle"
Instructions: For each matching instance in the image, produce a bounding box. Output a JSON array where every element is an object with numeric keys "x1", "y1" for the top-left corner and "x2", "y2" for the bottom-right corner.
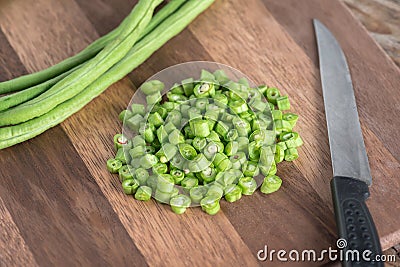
[{"x1": 331, "y1": 176, "x2": 383, "y2": 267}]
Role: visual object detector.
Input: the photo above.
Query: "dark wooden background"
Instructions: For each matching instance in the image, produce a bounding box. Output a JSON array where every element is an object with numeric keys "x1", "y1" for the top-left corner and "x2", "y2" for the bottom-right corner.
[{"x1": 0, "y1": 0, "x2": 399, "y2": 266}]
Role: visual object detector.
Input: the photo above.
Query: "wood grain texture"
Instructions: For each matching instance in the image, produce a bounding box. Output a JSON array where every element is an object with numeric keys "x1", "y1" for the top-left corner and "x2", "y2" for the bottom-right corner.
[
  {"x1": 343, "y1": 0, "x2": 400, "y2": 67},
  {"x1": 190, "y1": 0, "x2": 400, "y2": 251},
  {"x1": 62, "y1": 1, "x2": 260, "y2": 265},
  {"x1": 0, "y1": 0, "x2": 399, "y2": 266},
  {"x1": 0, "y1": 198, "x2": 38, "y2": 267},
  {"x1": 263, "y1": 0, "x2": 400, "y2": 161},
  {"x1": 0, "y1": 126, "x2": 147, "y2": 267},
  {"x1": 0, "y1": 0, "x2": 97, "y2": 73},
  {"x1": 0, "y1": 30, "x2": 27, "y2": 82}
]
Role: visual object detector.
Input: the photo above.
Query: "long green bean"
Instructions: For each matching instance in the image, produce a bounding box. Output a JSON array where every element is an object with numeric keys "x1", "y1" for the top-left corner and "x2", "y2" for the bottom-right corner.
[
  {"x1": 0, "y1": 0, "x2": 216, "y2": 149},
  {"x1": 0, "y1": 0, "x2": 161, "y2": 126},
  {"x1": 0, "y1": 0, "x2": 187, "y2": 94},
  {"x1": 0, "y1": 67, "x2": 75, "y2": 112}
]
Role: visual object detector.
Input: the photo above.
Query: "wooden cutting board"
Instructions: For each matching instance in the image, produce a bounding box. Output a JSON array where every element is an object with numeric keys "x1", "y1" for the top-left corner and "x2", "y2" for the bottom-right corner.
[{"x1": 0, "y1": 0, "x2": 399, "y2": 266}]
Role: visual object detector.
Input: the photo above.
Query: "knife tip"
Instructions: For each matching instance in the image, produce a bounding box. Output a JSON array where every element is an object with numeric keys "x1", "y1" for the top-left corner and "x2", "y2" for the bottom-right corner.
[{"x1": 312, "y1": 18, "x2": 321, "y2": 28}]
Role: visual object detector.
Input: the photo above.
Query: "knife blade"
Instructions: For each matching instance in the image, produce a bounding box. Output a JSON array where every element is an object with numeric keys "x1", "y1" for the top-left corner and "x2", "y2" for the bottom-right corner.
[
  {"x1": 314, "y1": 19, "x2": 372, "y2": 186},
  {"x1": 313, "y1": 19, "x2": 383, "y2": 267}
]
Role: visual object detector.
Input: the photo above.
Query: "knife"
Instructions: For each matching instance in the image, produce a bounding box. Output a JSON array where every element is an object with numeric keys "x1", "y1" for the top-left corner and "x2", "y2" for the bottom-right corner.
[{"x1": 313, "y1": 19, "x2": 383, "y2": 267}]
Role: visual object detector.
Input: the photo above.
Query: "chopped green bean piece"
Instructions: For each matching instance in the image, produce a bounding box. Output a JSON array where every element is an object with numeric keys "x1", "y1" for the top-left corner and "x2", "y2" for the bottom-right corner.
[
  {"x1": 274, "y1": 119, "x2": 292, "y2": 135},
  {"x1": 200, "y1": 69, "x2": 216, "y2": 82},
  {"x1": 155, "y1": 189, "x2": 172, "y2": 203},
  {"x1": 192, "y1": 119, "x2": 210, "y2": 138},
  {"x1": 233, "y1": 118, "x2": 251, "y2": 137},
  {"x1": 156, "y1": 125, "x2": 168, "y2": 143},
  {"x1": 257, "y1": 85, "x2": 268, "y2": 95},
  {"x1": 148, "y1": 112, "x2": 164, "y2": 128},
  {"x1": 140, "y1": 154, "x2": 158, "y2": 169},
  {"x1": 142, "y1": 124, "x2": 155, "y2": 143},
  {"x1": 131, "y1": 103, "x2": 146, "y2": 116},
  {"x1": 131, "y1": 135, "x2": 145, "y2": 147},
  {"x1": 178, "y1": 143, "x2": 197, "y2": 160},
  {"x1": 135, "y1": 168, "x2": 149, "y2": 185},
  {"x1": 190, "y1": 186, "x2": 207, "y2": 203},
  {"x1": 156, "y1": 143, "x2": 177, "y2": 163},
  {"x1": 236, "y1": 137, "x2": 249, "y2": 154},
  {"x1": 195, "y1": 98, "x2": 209, "y2": 111},
  {"x1": 114, "y1": 134, "x2": 131, "y2": 151},
  {"x1": 274, "y1": 144, "x2": 285, "y2": 163},
  {"x1": 146, "y1": 175, "x2": 158, "y2": 192},
  {"x1": 284, "y1": 148, "x2": 299, "y2": 161},
  {"x1": 215, "y1": 121, "x2": 229, "y2": 138},
  {"x1": 135, "y1": 186, "x2": 152, "y2": 201},
  {"x1": 206, "y1": 183, "x2": 224, "y2": 198},
  {"x1": 192, "y1": 137, "x2": 207, "y2": 151},
  {"x1": 242, "y1": 161, "x2": 259, "y2": 178},
  {"x1": 271, "y1": 109, "x2": 282, "y2": 120},
  {"x1": 224, "y1": 184, "x2": 242, "y2": 202},
  {"x1": 181, "y1": 176, "x2": 199, "y2": 190},
  {"x1": 181, "y1": 78, "x2": 194, "y2": 96},
  {"x1": 141, "y1": 80, "x2": 165, "y2": 95},
  {"x1": 213, "y1": 70, "x2": 230, "y2": 84},
  {"x1": 170, "y1": 153, "x2": 185, "y2": 169},
  {"x1": 125, "y1": 114, "x2": 144, "y2": 132},
  {"x1": 156, "y1": 174, "x2": 175, "y2": 193},
  {"x1": 261, "y1": 175, "x2": 282, "y2": 194},
  {"x1": 282, "y1": 113, "x2": 298, "y2": 127},
  {"x1": 152, "y1": 163, "x2": 168, "y2": 175},
  {"x1": 130, "y1": 158, "x2": 141, "y2": 169},
  {"x1": 238, "y1": 177, "x2": 257, "y2": 195},
  {"x1": 188, "y1": 153, "x2": 211, "y2": 172},
  {"x1": 119, "y1": 109, "x2": 133, "y2": 122},
  {"x1": 198, "y1": 166, "x2": 217, "y2": 182},
  {"x1": 224, "y1": 141, "x2": 238, "y2": 156},
  {"x1": 200, "y1": 195, "x2": 221, "y2": 215},
  {"x1": 230, "y1": 99, "x2": 248, "y2": 114},
  {"x1": 248, "y1": 141, "x2": 260, "y2": 161},
  {"x1": 167, "y1": 92, "x2": 187, "y2": 103},
  {"x1": 213, "y1": 93, "x2": 228, "y2": 107},
  {"x1": 230, "y1": 152, "x2": 246, "y2": 169},
  {"x1": 170, "y1": 83, "x2": 184, "y2": 95},
  {"x1": 224, "y1": 129, "x2": 238, "y2": 142},
  {"x1": 171, "y1": 168, "x2": 185, "y2": 184},
  {"x1": 122, "y1": 179, "x2": 140, "y2": 195},
  {"x1": 215, "y1": 170, "x2": 236, "y2": 187},
  {"x1": 268, "y1": 161, "x2": 277, "y2": 175},
  {"x1": 168, "y1": 129, "x2": 185, "y2": 145},
  {"x1": 276, "y1": 95, "x2": 290, "y2": 111},
  {"x1": 115, "y1": 147, "x2": 130, "y2": 165},
  {"x1": 170, "y1": 194, "x2": 191, "y2": 214},
  {"x1": 266, "y1": 87, "x2": 280, "y2": 104},
  {"x1": 194, "y1": 82, "x2": 215, "y2": 98},
  {"x1": 146, "y1": 91, "x2": 162, "y2": 106},
  {"x1": 119, "y1": 165, "x2": 134, "y2": 181},
  {"x1": 163, "y1": 121, "x2": 177, "y2": 134},
  {"x1": 206, "y1": 131, "x2": 220, "y2": 142},
  {"x1": 280, "y1": 132, "x2": 303, "y2": 148},
  {"x1": 107, "y1": 158, "x2": 122, "y2": 173},
  {"x1": 259, "y1": 146, "x2": 275, "y2": 167},
  {"x1": 157, "y1": 106, "x2": 169, "y2": 117}
]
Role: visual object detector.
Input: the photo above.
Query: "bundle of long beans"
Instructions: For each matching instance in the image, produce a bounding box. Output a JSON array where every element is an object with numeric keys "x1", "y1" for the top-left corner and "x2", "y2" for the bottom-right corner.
[{"x1": 0, "y1": 0, "x2": 215, "y2": 149}]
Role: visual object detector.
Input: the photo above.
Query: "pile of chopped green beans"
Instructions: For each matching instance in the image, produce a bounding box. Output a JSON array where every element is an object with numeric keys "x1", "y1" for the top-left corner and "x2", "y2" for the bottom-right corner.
[
  {"x1": 0, "y1": 0, "x2": 215, "y2": 149},
  {"x1": 107, "y1": 69, "x2": 303, "y2": 215}
]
